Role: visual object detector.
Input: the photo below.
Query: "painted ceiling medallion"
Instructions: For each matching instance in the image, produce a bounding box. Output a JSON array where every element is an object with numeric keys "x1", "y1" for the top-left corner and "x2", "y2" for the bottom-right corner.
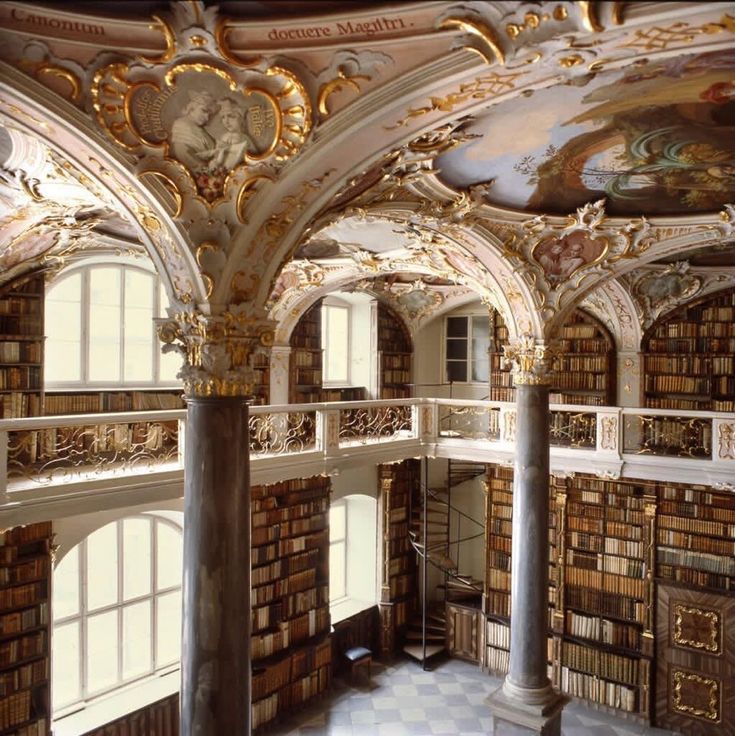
[{"x1": 92, "y1": 60, "x2": 310, "y2": 205}]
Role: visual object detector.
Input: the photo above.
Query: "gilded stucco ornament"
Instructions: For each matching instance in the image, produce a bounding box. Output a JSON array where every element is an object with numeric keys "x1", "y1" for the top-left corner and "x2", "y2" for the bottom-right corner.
[
  {"x1": 630, "y1": 262, "x2": 702, "y2": 329},
  {"x1": 156, "y1": 310, "x2": 274, "y2": 398},
  {"x1": 502, "y1": 335, "x2": 560, "y2": 386},
  {"x1": 91, "y1": 60, "x2": 310, "y2": 206}
]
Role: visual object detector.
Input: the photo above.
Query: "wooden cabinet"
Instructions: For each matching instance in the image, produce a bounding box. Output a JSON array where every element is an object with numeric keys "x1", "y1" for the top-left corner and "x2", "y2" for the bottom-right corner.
[
  {"x1": 446, "y1": 602, "x2": 482, "y2": 663},
  {"x1": 656, "y1": 584, "x2": 735, "y2": 735}
]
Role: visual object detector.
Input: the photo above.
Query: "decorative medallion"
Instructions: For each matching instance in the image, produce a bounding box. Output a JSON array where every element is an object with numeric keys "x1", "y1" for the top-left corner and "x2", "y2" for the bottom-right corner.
[
  {"x1": 672, "y1": 670, "x2": 721, "y2": 722},
  {"x1": 718, "y1": 422, "x2": 735, "y2": 460},
  {"x1": 673, "y1": 604, "x2": 721, "y2": 653},
  {"x1": 532, "y1": 230, "x2": 609, "y2": 284},
  {"x1": 92, "y1": 61, "x2": 310, "y2": 204}
]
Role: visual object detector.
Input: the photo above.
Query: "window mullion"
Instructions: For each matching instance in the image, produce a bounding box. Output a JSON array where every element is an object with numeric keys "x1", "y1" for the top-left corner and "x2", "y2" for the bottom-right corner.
[{"x1": 152, "y1": 519, "x2": 158, "y2": 670}]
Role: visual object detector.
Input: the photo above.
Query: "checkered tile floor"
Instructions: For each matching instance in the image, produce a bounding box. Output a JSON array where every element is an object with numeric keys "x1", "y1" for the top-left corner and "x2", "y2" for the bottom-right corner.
[{"x1": 270, "y1": 656, "x2": 679, "y2": 736}]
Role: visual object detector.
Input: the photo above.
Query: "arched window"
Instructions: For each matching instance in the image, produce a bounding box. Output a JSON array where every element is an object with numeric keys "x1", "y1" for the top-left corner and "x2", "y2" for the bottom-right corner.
[
  {"x1": 44, "y1": 262, "x2": 180, "y2": 387},
  {"x1": 51, "y1": 515, "x2": 183, "y2": 712}
]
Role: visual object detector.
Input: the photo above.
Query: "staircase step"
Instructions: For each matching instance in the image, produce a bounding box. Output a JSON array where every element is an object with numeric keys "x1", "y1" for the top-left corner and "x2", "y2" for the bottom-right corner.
[{"x1": 403, "y1": 643, "x2": 445, "y2": 662}]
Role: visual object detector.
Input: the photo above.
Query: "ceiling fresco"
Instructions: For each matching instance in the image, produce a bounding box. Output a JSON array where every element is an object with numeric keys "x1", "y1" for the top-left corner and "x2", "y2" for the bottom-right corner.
[{"x1": 437, "y1": 49, "x2": 735, "y2": 217}]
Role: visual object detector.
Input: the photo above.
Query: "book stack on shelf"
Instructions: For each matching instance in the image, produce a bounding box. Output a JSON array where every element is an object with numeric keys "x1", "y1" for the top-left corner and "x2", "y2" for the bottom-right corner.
[
  {"x1": 556, "y1": 475, "x2": 655, "y2": 720},
  {"x1": 0, "y1": 522, "x2": 52, "y2": 736},
  {"x1": 377, "y1": 304, "x2": 412, "y2": 400},
  {"x1": 250, "y1": 476, "x2": 331, "y2": 730},
  {"x1": 489, "y1": 309, "x2": 615, "y2": 406},
  {"x1": 378, "y1": 460, "x2": 418, "y2": 654},
  {"x1": 482, "y1": 466, "x2": 557, "y2": 677},
  {"x1": 656, "y1": 483, "x2": 735, "y2": 592},
  {"x1": 289, "y1": 302, "x2": 323, "y2": 405},
  {"x1": 0, "y1": 276, "x2": 44, "y2": 419},
  {"x1": 44, "y1": 390, "x2": 184, "y2": 415},
  {"x1": 643, "y1": 287, "x2": 735, "y2": 411}
]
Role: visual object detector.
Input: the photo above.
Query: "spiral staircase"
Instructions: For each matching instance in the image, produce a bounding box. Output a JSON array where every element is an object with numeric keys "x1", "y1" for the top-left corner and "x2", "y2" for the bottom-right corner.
[{"x1": 404, "y1": 460, "x2": 486, "y2": 666}]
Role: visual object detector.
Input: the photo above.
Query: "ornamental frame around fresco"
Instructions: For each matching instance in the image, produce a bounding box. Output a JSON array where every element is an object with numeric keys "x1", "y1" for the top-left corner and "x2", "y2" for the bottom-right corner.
[{"x1": 92, "y1": 60, "x2": 310, "y2": 207}]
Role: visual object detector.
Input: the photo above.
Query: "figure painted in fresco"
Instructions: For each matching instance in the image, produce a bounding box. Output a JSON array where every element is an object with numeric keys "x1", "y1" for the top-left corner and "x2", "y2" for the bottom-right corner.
[
  {"x1": 169, "y1": 90, "x2": 219, "y2": 173},
  {"x1": 208, "y1": 98, "x2": 256, "y2": 172},
  {"x1": 534, "y1": 231, "x2": 606, "y2": 282}
]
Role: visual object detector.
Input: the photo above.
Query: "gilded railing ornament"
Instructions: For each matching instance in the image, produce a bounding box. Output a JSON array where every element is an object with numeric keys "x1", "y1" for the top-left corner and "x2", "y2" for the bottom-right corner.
[
  {"x1": 156, "y1": 311, "x2": 274, "y2": 398},
  {"x1": 502, "y1": 335, "x2": 559, "y2": 386}
]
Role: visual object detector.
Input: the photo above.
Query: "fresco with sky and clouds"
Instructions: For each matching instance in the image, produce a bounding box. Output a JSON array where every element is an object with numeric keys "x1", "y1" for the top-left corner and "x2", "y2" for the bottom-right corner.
[{"x1": 436, "y1": 50, "x2": 735, "y2": 217}]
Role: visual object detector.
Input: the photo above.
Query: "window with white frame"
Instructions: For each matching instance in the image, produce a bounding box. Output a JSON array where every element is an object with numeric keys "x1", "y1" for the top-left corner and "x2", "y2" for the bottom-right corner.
[
  {"x1": 445, "y1": 315, "x2": 490, "y2": 383},
  {"x1": 328, "y1": 494, "x2": 377, "y2": 614},
  {"x1": 52, "y1": 515, "x2": 183, "y2": 712},
  {"x1": 329, "y1": 500, "x2": 347, "y2": 602},
  {"x1": 44, "y1": 263, "x2": 180, "y2": 387},
  {"x1": 322, "y1": 300, "x2": 350, "y2": 385}
]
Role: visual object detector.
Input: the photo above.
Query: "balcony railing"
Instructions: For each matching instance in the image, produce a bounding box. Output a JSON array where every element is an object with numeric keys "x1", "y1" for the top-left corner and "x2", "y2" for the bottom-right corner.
[{"x1": 0, "y1": 400, "x2": 733, "y2": 512}]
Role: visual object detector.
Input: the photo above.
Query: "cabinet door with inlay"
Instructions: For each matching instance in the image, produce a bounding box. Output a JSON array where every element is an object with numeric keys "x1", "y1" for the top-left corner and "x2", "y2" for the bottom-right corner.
[{"x1": 656, "y1": 583, "x2": 735, "y2": 734}]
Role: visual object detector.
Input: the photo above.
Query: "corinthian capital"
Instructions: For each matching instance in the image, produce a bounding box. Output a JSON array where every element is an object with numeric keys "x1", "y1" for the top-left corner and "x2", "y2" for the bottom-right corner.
[
  {"x1": 502, "y1": 335, "x2": 559, "y2": 386},
  {"x1": 156, "y1": 309, "x2": 274, "y2": 398}
]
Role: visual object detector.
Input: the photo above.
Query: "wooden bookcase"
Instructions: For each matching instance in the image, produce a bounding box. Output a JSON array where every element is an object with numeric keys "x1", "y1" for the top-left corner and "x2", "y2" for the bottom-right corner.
[
  {"x1": 377, "y1": 460, "x2": 418, "y2": 655},
  {"x1": 0, "y1": 522, "x2": 52, "y2": 736},
  {"x1": 0, "y1": 276, "x2": 44, "y2": 419},
  {"x1": 377, "y1": 304, "x2": 412, "y2": 400},
  {"x1": 289, "y1": 303, "x2": 323, "y2": 405},
  {"x1": 643, "y1": 287, "x2": 735, "y2": 411},
  {"x1": 482, "y1": 463, "x2": 735, "y2": 723},
  {"x1": 489, "y1": 309, "x2": 615, "y2": 406},
  {"x1": 250, "y1": 476, "x2": 331, "y2": 730}
]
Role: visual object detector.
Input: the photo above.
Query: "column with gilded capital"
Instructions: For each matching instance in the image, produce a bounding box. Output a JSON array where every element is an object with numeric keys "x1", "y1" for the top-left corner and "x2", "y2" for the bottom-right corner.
[
  {"x1": 486, "y1": 337, "x2": 566, "y2": 735},
  {"x1": 158, "y1": 312, "x2": 273, "y2": 736}
]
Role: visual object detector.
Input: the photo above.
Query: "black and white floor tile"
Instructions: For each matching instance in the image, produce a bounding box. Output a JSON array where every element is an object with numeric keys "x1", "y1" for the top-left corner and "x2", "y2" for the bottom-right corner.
[{"x1": 269, "y1": 657, "x2": 679, "y2": 736}]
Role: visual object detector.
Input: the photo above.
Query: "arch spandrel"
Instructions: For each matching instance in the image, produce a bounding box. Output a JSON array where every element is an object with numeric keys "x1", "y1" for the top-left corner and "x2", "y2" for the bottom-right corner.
[{"x1": 0, "y1": 65, "x2": 205, "y2": 308}]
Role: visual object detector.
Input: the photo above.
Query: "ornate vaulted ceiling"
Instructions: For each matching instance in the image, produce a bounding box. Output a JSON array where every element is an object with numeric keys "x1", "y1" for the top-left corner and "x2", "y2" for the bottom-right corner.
[{"x1": 0, "y1": 0, "x2": 733, "y2": 353}]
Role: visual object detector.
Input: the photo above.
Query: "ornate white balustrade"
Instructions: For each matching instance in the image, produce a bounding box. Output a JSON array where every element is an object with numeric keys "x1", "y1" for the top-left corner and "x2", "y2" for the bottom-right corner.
[{"x1": 0, "y1": 399, "x2": 733, "y2": 525}]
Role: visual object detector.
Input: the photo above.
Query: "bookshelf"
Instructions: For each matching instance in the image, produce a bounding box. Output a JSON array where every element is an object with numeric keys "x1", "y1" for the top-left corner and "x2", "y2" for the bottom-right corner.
[
  {"x1": 289, "y1": 302, "x2": 323, "y2": 405},
  {"x1": 656, "y1": 483, "x2": 735, "y2": 593},
  {"x1": 377, "y1": 304, "x2": 412, "y2": 400},
  {"x1": 643, "y1": 287, "x2": 735, "y2": 411},
  {"x1": 556, "y1": 474, "x2": 655, "y2": 720},
  {"x1": 43, "y1": 389, "x2": 184, "y2": 415},
  {"x1": 489, "y1": 309, "x2": 615, "y2": 406},
  {"x1": 378, "y1": 460, "x2": 418, "y2": 654},
  {"x1": 0, "y1": 522, "x2": 52, "y2": 736},
  {"x1": 250, "y1": 476, "x2": 331, "y2": 730},
  {"x1": 0, "y1": 276, "x2": 44, "y2": 419}
]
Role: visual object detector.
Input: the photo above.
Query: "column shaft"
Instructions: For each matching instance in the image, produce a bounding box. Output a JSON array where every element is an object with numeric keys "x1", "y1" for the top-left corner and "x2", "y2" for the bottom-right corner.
[
  {"x1": 181, "y1": 397, "x2": 251, "y2": 736},
  {"x1": 506, "y1": 383, "x2": 552, "y2": 699}
]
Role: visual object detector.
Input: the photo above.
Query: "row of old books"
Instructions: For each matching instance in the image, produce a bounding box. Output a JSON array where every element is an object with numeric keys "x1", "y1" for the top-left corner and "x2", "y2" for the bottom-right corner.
[
  {"x1": 0, "y1": 522, "x2": 52, "y2": 736},
  {"x1": 248, "y1": 476, "x2": 331, "y2": 726},
  {"x1": 378, "y1": 304, "x2": 412, "y2": 399}
]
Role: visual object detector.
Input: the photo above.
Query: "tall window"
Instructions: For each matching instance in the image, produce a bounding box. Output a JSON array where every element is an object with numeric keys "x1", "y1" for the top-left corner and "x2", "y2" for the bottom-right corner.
[
  {"x1": 328, "y1": 494, "x2": 377, "y2": 613},
  {"x1": 45, "y1": 263, "x2": 180, "y2": 386},
  {"x1": 322, "y1": 301, "x2": 350, "y2": 385},
  {"x1": 445, "y1": 315, "x2": 490, "y2": 383},
  {"x1": 52, "y1": 515, "x2": 183, "y2": 711},
  {"x1": 329, "y1": 500, "x2": 347, "y2": 602}
]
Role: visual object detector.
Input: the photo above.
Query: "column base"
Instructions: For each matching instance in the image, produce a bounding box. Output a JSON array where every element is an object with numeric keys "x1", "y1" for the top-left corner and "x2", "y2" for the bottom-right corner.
[{"x1": 486, "y1": 685, "x2": 568, "y2": 736}]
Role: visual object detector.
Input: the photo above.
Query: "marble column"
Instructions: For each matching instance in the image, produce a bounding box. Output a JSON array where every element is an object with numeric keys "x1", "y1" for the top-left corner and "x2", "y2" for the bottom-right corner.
[
  {"x1": 157, "y1": 312, "x2": 271, "y2": 736},
  {"x1": 181, "y1": 396, "x2": 251, "y2": 736},
  {"x1": 486, "y1": 338, "x2": 566, "y2": 735}
]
